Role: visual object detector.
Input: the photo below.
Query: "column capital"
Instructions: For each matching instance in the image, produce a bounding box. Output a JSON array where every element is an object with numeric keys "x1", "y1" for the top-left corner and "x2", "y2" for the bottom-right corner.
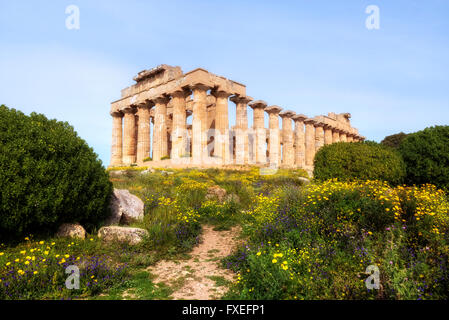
[
  {"x1": 153, "y1": 95, "x2": 170, "y2": 105},
  {"x1": 211, "y1": 88, "x2": 232, "y2": 99},
  {"x1": 292, "y1": 114, "x2": 307, "y2": 122},
  {"x1": 303, "y1": 118, "x2": 317, "y2": 125},
  {"x1": 279, "y1": 110, "x2": 296, "y2": 118},
  {"x1": 122, "y1": 106, "x2": 136, "y2": 114},
  {"x1": 248, "y1": 100, "x2": 267, "y2": 109},
  {"x1": 110, "y1": 110, "x2": 123, "y2": 117},
  {"x1": 264, "y1": 105, "x2": 283, "y2": 114},
  {"x1": 190, "y1": 83, "x2": 211, "y2": 92},
  {"x1": 136, "y1": 100, "x2": 154, "y2": 110},
  {"x1": 169, "y1": 88, "x2": 191, "y2": 99},
  {"x1": 230, "y1": 95, "x2": 253, "y2": 105},
  {"x1": 313, "y1": 121, "x2": 326, "y2": 128}
]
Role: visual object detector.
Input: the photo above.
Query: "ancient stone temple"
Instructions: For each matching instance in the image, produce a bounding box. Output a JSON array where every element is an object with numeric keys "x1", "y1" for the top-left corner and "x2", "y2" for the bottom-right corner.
[{"x1": 109, "y1": 65, "x2": 364, "y2": 170}]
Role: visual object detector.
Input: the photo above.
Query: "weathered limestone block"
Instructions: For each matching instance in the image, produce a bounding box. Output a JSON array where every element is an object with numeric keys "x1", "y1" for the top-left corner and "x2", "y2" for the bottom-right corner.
[
  {"x1": 56, "y1": 223, "x2": 86, "y2": 240},
  {"x1": 206, "y1": 185, "x2": 227, "y2": 202},
  {"x1": 98, "y1": 226, "x2": 149, "y2": 245},
  {"x1": 107, "y1": 189, "x2": 144, "y2": 225}
]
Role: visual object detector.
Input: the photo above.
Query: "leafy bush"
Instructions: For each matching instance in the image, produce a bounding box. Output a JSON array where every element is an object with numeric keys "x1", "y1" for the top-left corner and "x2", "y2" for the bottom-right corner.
[
  {"x1": 0, "y1": 105, "x2": 112, "y2": 240},
  {"x1": 313, "y1": 141, "x2": 406, "y2": 185},
  {"x1": 381, "y1": 132, "x2": 408, "y2": 149},
  {"x1": 398, "y1": 126, "x2": 449, "y2": 191}
]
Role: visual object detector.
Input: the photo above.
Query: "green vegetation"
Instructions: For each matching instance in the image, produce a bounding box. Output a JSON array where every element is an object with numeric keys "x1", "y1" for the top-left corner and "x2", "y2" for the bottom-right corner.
[
  {"x1": 313, "y1": 141, "x2": 406, "y2": 185},
  {"x1": 398, "y1": 126, "x2": 449, "y2": 192},
  {"x1": 0, "y1": 105, "x2": 112, "y2": 241},
  {"x1": 381, "y1": 132, "x2": 409, "y2": 149}
]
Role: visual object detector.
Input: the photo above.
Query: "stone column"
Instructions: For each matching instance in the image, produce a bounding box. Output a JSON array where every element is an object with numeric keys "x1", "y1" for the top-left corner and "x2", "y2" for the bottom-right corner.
[
  {"x1": 136, "y1": 102, "x2": 153, "y2": 162},
  {"x1": 153, "y1": 95, "x2": 170, "y2": 161},
  {"x1": 123, "y1": 106, "x2": 137, "y2": 164},
  {"x1": 280, "y1": 110, "x2": 296, "y2": 166},
  {"x1": 324, "y1": 124, "x2": 333, "y2": 145},
  {"x1": 347, "y1": 134, "x2": 354, "y2": 142},
  {"x1": 191, "y1": 84, "x2": 210, "y2": 164},
  {"x1": 292, "y1": 114, "x2": 307, "y2": 168},
  {"x1": 265, "y1": 105, "x2": 282, "y2": 167},
  {"x1": 249, "y1": 100, "x2": 268, "y2": 165},
  {"x1": 170, "y1": 89, "x2": 189, "y2": 160},
  {"x1": 314, "y1": 122, "x2": 325, "y2": 152},
  {"x1": 340, "y1": 130, "x2": 348, "y2": 142},
  {"x1": 110, "y1": 111, "x2": 123, "y2": 166},
  {"x1": 332, "y1": 128, "x2": 340, "y2": 143},
  {"x1": 231, "y1": 95, "x2": 252, "y2": 165},
  {"x1": 212, "y1": 89, "x2": 232, "y2": 164},
  {"x1": 304, "y1": 118, "x2": 316, "y2": 167}
]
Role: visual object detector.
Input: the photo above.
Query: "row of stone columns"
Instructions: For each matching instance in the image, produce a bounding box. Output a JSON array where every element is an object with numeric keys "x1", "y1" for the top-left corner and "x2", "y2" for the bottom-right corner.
[{"x1": 110, "y1": 86, "x2": 363, "y2": 168}]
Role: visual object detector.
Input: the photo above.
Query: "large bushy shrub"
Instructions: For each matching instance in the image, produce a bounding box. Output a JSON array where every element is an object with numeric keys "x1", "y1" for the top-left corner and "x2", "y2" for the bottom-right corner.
[
  {"x1": 313, "y1": 141, "x2": 406, "y2": 185},
  {"x1": 0, "y1": 105, "x2": 112, "y2": 240},
  {"x1": 398, "y1": 125, "x2": 449, "y2": 191},
  {"x1": 381, "y1": 132, "x2": 408, "y2": 149}
]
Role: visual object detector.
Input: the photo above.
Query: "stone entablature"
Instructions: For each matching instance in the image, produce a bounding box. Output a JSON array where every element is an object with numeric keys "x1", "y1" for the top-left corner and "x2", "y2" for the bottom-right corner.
[{"x1": 109, "y1": 65, "x2": 365, "y2": 170}]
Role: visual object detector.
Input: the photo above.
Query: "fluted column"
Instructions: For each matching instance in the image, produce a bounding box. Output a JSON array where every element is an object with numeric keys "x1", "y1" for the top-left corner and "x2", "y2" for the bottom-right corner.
[
  {"x1": 340, "y1": 130, "x2": 348, "y2": 142},
  {"x1": 212, "y1": 89, "x2": 232, "y2": 164},
  {"x1": 304, "y1": 118, "x2": 316, "y2": 166},
  {"x1": 315, "y1": 122, "x2": 325, "y2": 152},
  {"x1": 280, "y1": 110, "x2": 295, "y2": 166},
  {"x1": 265, "y1": 105, "x2": 282, "y2": 167},
  {"x1": 191, "y1": 84, "x2": 210, "y2": 164},
  {"x1": 123, "y1": 106, "x2": 137, "y2": 164},
  {"x1": 110, "y1": 111, "x2": 123, "y2": 166},
  {"x1": 292, "y1": 114, "x2": 306, "y2": 168},
  {"x1": 332, "y1": 128, "x2": 340, "y2": 143},
  {"x1": 324, "y1": 124, "x2": 333, "y2": 145},
  {"x1": 347, "y1": 134, "x2": 354, "y2": 142},
  {"x1": 170, "y1": 89, "x2": 189, "y2": 159},
  {"x1": 231, "y1": 95, "x2": 252, "y2": 165},
  {"x1": 249, "y1": 100, "x2": 268, "y2": 164},
  {"x1": 153, "y1": 95, "x2": 170, "y2": 161},
  {"x1": 136, "y1": 102, "x2": 153, "y2": 162}
]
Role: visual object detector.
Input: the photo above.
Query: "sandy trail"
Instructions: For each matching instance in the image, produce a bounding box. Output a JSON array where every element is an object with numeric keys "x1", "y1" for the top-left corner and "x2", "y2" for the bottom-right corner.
[{"x1": 147, "y1": 225, "x2": 241, "y2": 300}]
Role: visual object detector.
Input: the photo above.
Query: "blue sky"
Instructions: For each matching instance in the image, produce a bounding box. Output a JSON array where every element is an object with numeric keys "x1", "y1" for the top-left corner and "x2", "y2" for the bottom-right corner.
[{"x1": 1, "y1": 0, "x2": 448, "y2": 166}]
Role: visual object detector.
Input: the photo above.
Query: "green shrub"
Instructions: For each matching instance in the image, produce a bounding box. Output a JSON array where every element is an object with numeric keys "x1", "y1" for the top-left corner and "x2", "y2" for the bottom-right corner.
[
  {"x1": 313, "y1": 141, "x2": 406, "y2": 185},
  {"x1": 381, "y1": 132, "x2": 408, "y2": 149},
  {"x1": 160, "y1": 155, "x2": 170, "y2": 160},
  {"x1": 398, "y1": 126, "x2": 449, "y2": 191},
  {"x1": 143, "y1": 156, "x2": 152, "y2": 162},
  {"x1": 0, "y1": 105, "x2": 113, "y2": 240}
]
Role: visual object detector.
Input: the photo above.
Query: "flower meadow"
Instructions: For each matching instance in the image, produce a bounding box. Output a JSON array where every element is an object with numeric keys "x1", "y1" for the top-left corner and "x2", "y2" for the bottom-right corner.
[
  {"x1": 0, "y1": 237, "x2": 128, "y2": 299},
  {"x1": 224, "y1": 179, "x2": 449, "y2": 300},
  {"x1": 1, "y1": 167, "x2": 448, "y2": 300}
]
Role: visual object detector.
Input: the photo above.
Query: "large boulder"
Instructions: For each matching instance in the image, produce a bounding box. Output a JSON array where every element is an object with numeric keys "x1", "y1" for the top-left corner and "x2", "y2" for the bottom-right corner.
[
  {"x1": 98, "y1": 226, "x2": 149, "y2": 245},
  {"x1": 206, "y1": 185, "x2": 227, "y2": 202},
  {"x1": 56, "y1": 223, "x2": 86, "y2": 240},
  {"x1": 107, "y1": 189, "x2": 144, "y2": 225}
]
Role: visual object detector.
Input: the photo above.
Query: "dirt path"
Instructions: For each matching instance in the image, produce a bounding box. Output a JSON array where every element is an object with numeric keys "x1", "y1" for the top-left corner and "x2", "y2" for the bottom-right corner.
[{"x1": 147, "y1": 225, "x2": 241, "y2": 300}]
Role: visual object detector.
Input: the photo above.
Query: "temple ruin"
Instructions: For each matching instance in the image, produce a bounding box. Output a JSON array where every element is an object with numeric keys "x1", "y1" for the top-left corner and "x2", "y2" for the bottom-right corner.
[{"x1": 109, "y1": 65, "x2": 365, "y2": 171}]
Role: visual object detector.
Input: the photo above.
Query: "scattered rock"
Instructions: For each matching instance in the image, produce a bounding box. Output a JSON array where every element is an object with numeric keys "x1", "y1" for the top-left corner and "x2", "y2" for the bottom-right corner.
[
  {"x1": 108, "y1": 170, "x2": 124, "y2": 177},
  {"x1": 56, "y1": 223, "x2": 86, "y2": 240},
  {"x1": 206, "y1": 185, "x2": 227, "y2": 202},
  {"x1": 98, "y1": 226, "x2": 149, "y2": 245},
  {"x1": 107, "y1": 189, "x2": 144, "y2": 225},
  {"x1": 298, "y1": 177, "x2": 311, "y2": 185}
]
